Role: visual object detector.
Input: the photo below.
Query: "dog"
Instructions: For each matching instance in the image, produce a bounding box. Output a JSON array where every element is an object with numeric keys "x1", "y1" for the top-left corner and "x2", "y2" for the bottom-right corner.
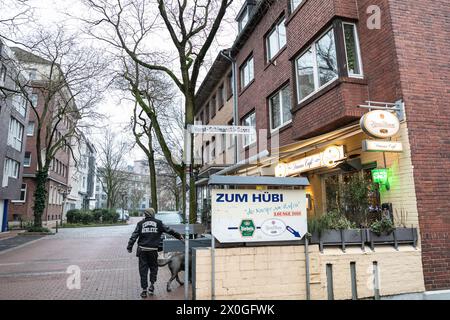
[{"x1": 158, "y1": 252, "x2": 192, "y2": 292}]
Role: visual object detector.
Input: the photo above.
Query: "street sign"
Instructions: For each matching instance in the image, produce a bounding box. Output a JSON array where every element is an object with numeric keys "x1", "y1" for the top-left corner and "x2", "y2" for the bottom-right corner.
[
  {"x1": 211, "y1": 189, "x2": 307, "y2": 243},
  {"x1": 187, "y1": 124, "x2": 255, "y2": 135}
]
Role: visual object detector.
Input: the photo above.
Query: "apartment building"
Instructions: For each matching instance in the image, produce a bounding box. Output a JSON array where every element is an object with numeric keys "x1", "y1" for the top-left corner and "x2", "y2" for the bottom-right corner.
[
  {"x1": 0, "y1": 40, "x2": 29, "y2": 232},
  {"x1": 8, "y1": 48, "x2": 73, "y2": 223},
  {"x1": 65, "y1": 133, "x2": 97, "y2": 213},
  {"x1": 194, "y1": 0, "x2": 450, "y2": 296}
]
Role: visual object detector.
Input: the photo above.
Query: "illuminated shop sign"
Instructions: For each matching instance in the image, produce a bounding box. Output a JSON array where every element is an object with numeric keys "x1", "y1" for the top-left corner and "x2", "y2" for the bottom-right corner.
[
  {"x1": 275, "y1": 146, "x2": 345, "y2": 177},
  {"x1": 371, "y1": 168, "x2": 390, "y2": 188},
  {"x1": 362, "y1": 140, "x2": 403, "y2": 153},
  {"x1": 360, "y1": 110, "x2": 400, "y2": 139}
]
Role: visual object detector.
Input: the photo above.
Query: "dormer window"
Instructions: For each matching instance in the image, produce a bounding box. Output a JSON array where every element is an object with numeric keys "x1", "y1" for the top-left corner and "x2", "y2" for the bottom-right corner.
[{"x1": 238, "y1": 6, "x2": 250, "y2": 32}]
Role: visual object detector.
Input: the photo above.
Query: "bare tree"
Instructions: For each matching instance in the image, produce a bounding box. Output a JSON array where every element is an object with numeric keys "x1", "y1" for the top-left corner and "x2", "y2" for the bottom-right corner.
[
  {"x1": 97, "y1": 129, "x2": 131, "y2": 209},
  {"x1": 0, "y1": 25, "x2": 107, "y2": 227},
  {"x1": 128, "y1": 186, "x2": 145, "y2": 211},
  {"x1": 81, "y1": 0, "x2": 234, "y2": 222}
]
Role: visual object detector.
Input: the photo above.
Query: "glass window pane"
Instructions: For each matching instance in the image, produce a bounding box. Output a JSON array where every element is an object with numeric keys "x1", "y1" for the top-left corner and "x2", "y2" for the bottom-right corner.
[
  {"x1": 282, "y1": 86, "x2": 292, "y2": 123},
  {"x1": 291, "y1": 0, "x2": 303, "y2": 11},
  {"x1": 316, "y1": 29, "x2": 338, "y2": 87},
  {"x1": 296, "y1": 48, "x2": 315, "y2": 100},
  {"x1": 344, "y1": 24, "x2": 361, "y2": 76},
  {"x1": 268, "y1": 30, "x2": 278, "y2": 60},
  {"x1": 278, "y1": 21, "x2": 287, "y2": 49},
  {"x1": 248, "y1": 58, "x2": 254, "y2": 82},
  {"x1": 270, "y1": 94, "x2": 281, "y2": 129}
]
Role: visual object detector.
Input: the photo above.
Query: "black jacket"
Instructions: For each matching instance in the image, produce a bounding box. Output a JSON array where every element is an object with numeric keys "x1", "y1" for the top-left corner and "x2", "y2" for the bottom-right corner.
[{"x1": 127, "y1": 217, "x2": 182, "y2": 254}]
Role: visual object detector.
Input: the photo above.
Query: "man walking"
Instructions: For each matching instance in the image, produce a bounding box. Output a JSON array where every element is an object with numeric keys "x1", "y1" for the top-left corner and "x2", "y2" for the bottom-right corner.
[{"x1": 127, "y1": 208, "x2": 184, "y2": 298}]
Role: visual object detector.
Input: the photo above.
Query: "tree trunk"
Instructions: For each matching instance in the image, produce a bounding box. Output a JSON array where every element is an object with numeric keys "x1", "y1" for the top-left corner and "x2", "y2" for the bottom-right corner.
[
  {"x1": 33, "y1": 170, "x2": 49, "y2": 228},
  {"x1": 147, "y1": 136, "x2": 158, "y2": 212},
  {"x1": 185, "y1": 92, "x2": 197, "y2": 223}
]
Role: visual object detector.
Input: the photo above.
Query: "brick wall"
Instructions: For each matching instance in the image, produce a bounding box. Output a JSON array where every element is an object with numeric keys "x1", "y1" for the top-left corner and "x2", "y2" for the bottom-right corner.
[
  {"x1": 194, "y1": 244, "x2": 424, "y2": 300},
  {"x1": 388, "y1": 0, "x2": 450, "y2": 290}
]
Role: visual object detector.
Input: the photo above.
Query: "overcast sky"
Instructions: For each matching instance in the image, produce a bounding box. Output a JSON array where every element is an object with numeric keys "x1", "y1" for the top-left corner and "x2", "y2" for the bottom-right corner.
[{"x1": 5, "y1": 0, "x2": 242, "y2": 166}]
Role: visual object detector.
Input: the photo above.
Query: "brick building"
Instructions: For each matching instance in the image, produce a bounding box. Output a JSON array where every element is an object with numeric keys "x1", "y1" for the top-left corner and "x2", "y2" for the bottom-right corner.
[
  {"x1": 0, "y1": 40, "x2": 29, "y2": 232},
  {"x1": 8, "y1": 48, "x2": 72, "y2": 223},
  {"x1": 194, "y1": 0, "x2": 449, "y2": 296}
]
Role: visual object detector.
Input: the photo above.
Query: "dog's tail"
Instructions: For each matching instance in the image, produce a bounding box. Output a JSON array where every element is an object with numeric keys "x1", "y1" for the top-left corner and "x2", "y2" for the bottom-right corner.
[{"x1": 157, "y1": 258, "x2": 171, "y2": 267}]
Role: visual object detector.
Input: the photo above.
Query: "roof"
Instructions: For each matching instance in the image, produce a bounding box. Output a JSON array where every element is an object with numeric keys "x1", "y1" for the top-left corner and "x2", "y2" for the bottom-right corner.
[
  {"x1": 194, "y1": 50, "x2": 232, "y2": 112},
  {"x1": 11, "y1": 47, "x2": 53, "y2": 65},
  {"x1": 231, "y1": 0, "x2": 274, "y2": 55},
  {"x1": 208, "y1": 175, "x2": 309, "y2": 187}
]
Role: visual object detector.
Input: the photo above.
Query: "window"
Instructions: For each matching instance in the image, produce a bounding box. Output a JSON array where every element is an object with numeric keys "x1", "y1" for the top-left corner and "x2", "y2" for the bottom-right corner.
[
  {"x1": 30, "y1": 94, "x2": 38, "y2": 107},
  {"x1": 290, "y1": 0, "x2": 303, "y2": 12},
  {"x1": 0, "y1": 65, "x2": 6, "y2": 86},
  {"x1": 218, "y1": 85, "x2": 225, "y2": 108},
  {"x1": 27, "y1": 121, "x2": 35, "y2": 136},
  {"x1": 27, "y1": 69, "x2": 36, "y2": 80},
  {"x1": 227, "y1": 73, "x2": 233, "y2": 99},
  {"x1": 13, "y1": 184, "x2": 27, "y2": 203},
  {"x1": 295, "y1": 28, "x2": 338, "y2": 102},
  {"x1": 24, "y1": 152, "x2": 31, "y2": 167},
  {"x1": 267, "y1": 18, "x2": 286, "y2": 60},
  {"x1": 238, "y1": 6, "x2": 249, "y2": 32},
  {"x1": 210, "y1": 96, "x2": 216, "y2": 119},
  {"x1": 269, "y1": 85, "x2": 292, "y2": 130},
  {"x1": 205, "y1": 104, "x2": 210, "y2": 124},
  {"x1": 2, "y1": 158, "x2": 19, "y2": 187},
  {"x1": 227, "y1": 119, "x2": 235, "y2": 148},
  {"x1": 343, "y1": 23, "x2": 363, "y2": 77},
  {"x1": 240, "y1": 56, "x2": 254, "y2": 89},
  {"x1": 13, "y1": 94, "x2": 27, "y2": 117},
  {"x1": 242, "y1": 111, "x2": 256, "y2": 147},
  {"x1": 8, "y1": 117, "x2": 24, "y2": 152}
]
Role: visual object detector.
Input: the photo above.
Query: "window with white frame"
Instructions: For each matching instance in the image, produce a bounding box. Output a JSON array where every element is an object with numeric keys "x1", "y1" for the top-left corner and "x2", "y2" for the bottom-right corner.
[
  {"x1": 240, "y1": 56, "x2": 254, "y2": 89},
  {"x1": 13, "y1": 94, "x2": 27, "y2": 117},
  {"x1": 291, "y1": 0, "x2": 303, "y2": 12},
  {"x1": 242, "y1": 111, "x2": 256, "y2": 147},
  {"x1": 295, "y1": 28, "x2": 338, "y2": 102},
  {"x1": 24, "y1": 152, "x2": 31, "y2": 167},
  {"x1": 2, "y1": 158, "x2": 19, "y2": 187},
  {"x1": 27, "y1": 121, "x2": 35, "y2": 136},
  {"x1": 267, "y1": 18, "x2": 286, "y2": 61},
  {"x1": 8, "y1": 117, "x2": 24, "y2": 152},
  {"x1": 343, "y1": 23, "x2": 363, "y2": 77},
  {"x1": 270, "y1": 85, "x2": 292, "y2": 131}
]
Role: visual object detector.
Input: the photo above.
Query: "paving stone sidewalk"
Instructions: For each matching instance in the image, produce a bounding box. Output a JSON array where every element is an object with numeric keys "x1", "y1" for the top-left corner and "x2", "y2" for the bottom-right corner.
[{"x1": 0, "y1": 218, "x2": 189, "y2": 300}]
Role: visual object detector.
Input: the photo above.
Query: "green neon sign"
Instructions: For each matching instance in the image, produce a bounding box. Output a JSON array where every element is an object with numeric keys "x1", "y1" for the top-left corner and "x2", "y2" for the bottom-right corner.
[{"x1": 372, "y1": 169, "x2": 389, "y2": 185}]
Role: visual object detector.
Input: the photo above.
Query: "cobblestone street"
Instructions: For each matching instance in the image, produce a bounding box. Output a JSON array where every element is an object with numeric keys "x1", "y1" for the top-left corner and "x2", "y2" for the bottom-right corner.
[{"x1": 0, "y1": 218, "x2": 187, "y2": 300}]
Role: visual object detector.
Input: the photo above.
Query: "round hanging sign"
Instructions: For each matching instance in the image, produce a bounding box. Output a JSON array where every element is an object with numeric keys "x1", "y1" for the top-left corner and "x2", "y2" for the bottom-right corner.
[{"x1": 360, "y1": 110, "x2": 400, "y2": 139}]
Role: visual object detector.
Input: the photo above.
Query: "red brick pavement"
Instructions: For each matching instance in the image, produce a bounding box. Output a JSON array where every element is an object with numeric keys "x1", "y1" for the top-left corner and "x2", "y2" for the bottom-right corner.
[{"x1": 0, "y1": 219, "x2": 190, "y2": 300}]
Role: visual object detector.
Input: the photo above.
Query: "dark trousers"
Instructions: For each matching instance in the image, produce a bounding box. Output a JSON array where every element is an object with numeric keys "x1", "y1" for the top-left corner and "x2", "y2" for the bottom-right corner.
[{"x1": 138, "y1": 250, "x2": 158, "y2": 289}]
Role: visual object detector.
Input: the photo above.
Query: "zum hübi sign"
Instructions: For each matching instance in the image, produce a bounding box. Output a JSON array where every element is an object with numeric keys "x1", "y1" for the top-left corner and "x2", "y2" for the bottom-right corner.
[{"x1": 360, "y1": 110, "x2": 400, "y2": 139}]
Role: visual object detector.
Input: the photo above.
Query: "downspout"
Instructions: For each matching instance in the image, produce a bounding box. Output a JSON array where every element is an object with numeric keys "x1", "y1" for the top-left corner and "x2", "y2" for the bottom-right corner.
[{"x1": 220, "y1": 49, "x2": 239, "y2": 164}]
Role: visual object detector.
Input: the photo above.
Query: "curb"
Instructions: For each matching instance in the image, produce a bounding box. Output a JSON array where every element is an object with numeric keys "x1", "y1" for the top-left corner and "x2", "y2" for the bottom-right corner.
[{"x1": 0, "y1": 236, "x2": 47, "y2": 256}]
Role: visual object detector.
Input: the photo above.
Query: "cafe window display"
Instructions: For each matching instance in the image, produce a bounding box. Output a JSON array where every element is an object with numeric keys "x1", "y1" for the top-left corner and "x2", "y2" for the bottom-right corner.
[{"x1": 323, "y1": 169, "x2": 381, "y2": 227}]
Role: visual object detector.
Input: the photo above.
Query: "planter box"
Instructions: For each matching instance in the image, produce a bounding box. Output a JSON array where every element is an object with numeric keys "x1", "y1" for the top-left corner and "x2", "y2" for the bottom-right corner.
[
  {"x1": 311, "y1": 229, "x2": 366, "y2": 252},
  {"x1": 367, "y1": 228, "x2": 417, "y2": 251},
  {"x1": 18, "y1": 232, "x2": 54, "y2": 236},
  {"x1": 310, "y1": 228, "x2": 417, "y2": 252}
]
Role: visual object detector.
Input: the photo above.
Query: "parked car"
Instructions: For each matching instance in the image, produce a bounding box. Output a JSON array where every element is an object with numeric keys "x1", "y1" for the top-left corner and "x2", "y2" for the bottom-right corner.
[
  {"x1": 116, "y1": 209, "x2": 129, "y2": 221},
  {"x1": 155, "y1": 211, "x2": 183, "y2": 251}
]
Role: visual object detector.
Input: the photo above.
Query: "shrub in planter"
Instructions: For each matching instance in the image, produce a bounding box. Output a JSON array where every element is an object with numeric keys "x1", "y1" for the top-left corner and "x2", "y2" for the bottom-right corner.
[
  {"x1": 91, "y1": 209, "x2": 103, "y2": 223},
  {"x1": 66, "y1": 209, "x2": 82, "y2": 223},
  {"x1": 102, "y1": 210, "x2": 119, "y2": 223},
  {"x1": 308, "y1": 210, "x2": 356, "y2": 235},
  {"x1": 27, "y1": 226, "x2": 51, "y2": 233},
  {"x1": 370, "y1": 216, "x2": 395, "y2": 236},
  {"x1": 80, "y1": 211, "x2": 94, "y2": 225}
]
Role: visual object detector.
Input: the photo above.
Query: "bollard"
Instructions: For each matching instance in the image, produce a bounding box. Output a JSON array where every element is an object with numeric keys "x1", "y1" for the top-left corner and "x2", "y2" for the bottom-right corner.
[{"x1": 56, "y1": 220, "x2": 58, "y2": 233}]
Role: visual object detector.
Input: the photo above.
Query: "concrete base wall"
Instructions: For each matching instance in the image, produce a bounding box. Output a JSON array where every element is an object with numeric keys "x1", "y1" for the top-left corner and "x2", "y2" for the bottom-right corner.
[{"x1": 194, "y1": 244, "x2": 425, "y2": 300}]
